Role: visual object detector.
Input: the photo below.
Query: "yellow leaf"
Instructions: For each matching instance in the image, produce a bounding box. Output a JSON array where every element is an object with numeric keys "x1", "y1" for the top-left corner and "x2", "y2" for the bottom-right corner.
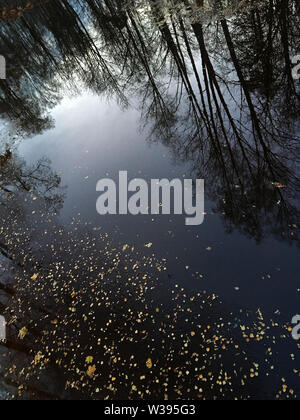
[
  {"x1": 146, "y1": 358, "x2": 153, "y2": 369},
  {"x1": 31, "y1": 273, "x2": 39, "y2": 281},
  {"x1": 34, "y1": 352, "x2": 44, "y2": 364},
  {"x1": 85, "y1": 356, "x2": 94, "y2": 364},
  {"x1": 18, "y1": 327, "x2": 28, "y2": 340},
  {"x1": 87, "y1": 365, "x2": 96, "y2": 378}
]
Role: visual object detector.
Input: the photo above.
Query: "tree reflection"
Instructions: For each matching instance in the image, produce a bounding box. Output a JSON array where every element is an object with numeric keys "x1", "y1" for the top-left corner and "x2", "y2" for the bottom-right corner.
[
  {"x1": 0, "y1": 146, "x2": 68, "y2": 398},
  {"x1": 0, "y1": 149, "x2": 65, "y2": 213},
  {"x1": 143, "y1": 0, "x2": 300, "y2": 244},
  {"x1": 0, "y1": 0, "x2": 299, "y2": 246},
  {"x1": 0, "y1": 147, "x2": 65, "y2": 272}
]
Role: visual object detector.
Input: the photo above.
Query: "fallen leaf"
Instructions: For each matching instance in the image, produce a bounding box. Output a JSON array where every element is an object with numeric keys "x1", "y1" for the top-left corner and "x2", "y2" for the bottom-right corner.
[
  {"x1": 87, "y1": 365, "x2": 96, "y2": 378},
  {"x1": 146, "y1": 358, "x2": 153, "y2": 369},
  {"x1": 272, "y1": 182, "x2": 285, "y2": 189},
  {"x1": 18, "y1": 327, "x2": 28, "y2": 340}
]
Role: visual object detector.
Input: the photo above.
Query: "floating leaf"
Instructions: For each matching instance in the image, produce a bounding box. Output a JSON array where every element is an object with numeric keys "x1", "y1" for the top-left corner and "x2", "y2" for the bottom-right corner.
[
  {"x1": 18, "y1": 327, "x2": 28, "y2": 340},
  {"x1": 87, "y1": 365, "x2": 96, "y2": 378},
  {"x1": 272, "y1": 182, "x2": 285, "y2": 189},
  {"x1": 146, "y1": 358, "x2": 153, "y2": 369}
]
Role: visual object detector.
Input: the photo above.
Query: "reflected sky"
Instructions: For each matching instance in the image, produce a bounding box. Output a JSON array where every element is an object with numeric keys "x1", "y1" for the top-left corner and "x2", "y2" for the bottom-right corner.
[{"x1": 18, "y1": 92, "x2": 300, "y2": 316}]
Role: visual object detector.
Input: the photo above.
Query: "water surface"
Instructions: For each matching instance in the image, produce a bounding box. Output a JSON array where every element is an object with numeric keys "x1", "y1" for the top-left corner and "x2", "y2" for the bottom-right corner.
[{"x1": 0, "y1": 0, "x2": 299, "y2": 400}]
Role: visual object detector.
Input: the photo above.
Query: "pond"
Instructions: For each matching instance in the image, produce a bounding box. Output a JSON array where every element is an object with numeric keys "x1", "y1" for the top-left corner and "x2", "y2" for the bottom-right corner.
[{"x1": 0, "y1": 0, "x2": 299, "y2": 400}]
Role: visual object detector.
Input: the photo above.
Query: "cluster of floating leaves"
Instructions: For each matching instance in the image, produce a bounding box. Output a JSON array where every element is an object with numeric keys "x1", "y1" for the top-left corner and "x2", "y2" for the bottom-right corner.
[
  {"x1": 0, "y1": 1, "x2": 34, "y2": 21},
  {"x1": 0, "y1": 189, "x2": 299, "y2": 400}
]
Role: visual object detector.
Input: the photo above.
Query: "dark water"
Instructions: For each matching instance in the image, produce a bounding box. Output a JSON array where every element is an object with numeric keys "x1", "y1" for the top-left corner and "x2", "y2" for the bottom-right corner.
[{"x1": 0, "y1": 0, "x2": 299, "y2": 400}]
